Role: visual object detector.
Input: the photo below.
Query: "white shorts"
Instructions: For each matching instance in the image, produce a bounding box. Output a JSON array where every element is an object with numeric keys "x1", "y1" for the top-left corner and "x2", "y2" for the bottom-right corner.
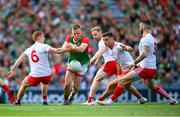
[{"x1": 67, "y1": 63, "x2": 88, "y2": 77}]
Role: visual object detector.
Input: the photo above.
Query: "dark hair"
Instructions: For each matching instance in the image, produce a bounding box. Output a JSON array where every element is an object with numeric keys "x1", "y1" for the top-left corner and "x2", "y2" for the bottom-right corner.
[
  {"x1": 141, "y1": 20, "x2": 152, "y2": 26},
  {"x1": 102, "y1": 32, "x2": 114, "y2": 37},
  {"x1": 72, "y1": 24, "x2": 81, "y2": 30},
  {"x1": 140, "y1": 20, "x2": 152, "y2": 30}
]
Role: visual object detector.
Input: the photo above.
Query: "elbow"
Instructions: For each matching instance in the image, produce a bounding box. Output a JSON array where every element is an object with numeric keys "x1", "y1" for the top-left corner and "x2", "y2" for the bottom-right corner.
[{"x1": 143, "y1": 53, "x2": 147, "y2": 58}]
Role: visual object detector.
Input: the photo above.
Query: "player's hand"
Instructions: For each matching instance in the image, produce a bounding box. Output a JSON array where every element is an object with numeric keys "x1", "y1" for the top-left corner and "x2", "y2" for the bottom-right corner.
[
  {"x1": 70, "y1": 45, "x2": 78, "y2": 52},
  {"x1": 3, "y1": 70, "x2": 15, "y2": 79},
  {"x1": 66, "y1": 44, "x2": 73, "y2": 49},
  {"x1": 90, "y1": 58, "x2": 95, "y2": 65},
  {"x1": 124, "y1": 62, "x2": 134, "y2": 71},
  {"x1": 126, "y1": 46, "x2": 133, "y2": 51}
]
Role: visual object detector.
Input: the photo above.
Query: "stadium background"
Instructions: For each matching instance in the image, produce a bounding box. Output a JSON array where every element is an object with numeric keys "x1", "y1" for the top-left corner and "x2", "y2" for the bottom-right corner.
[{"x1": 0, "y1": 0, "x2": 179, "y2": 103}]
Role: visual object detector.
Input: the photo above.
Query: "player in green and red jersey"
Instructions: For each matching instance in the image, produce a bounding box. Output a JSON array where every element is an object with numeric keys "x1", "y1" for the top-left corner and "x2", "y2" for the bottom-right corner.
[{"x1": 61, "y1": 24, "x2": 90, "y2": 105}]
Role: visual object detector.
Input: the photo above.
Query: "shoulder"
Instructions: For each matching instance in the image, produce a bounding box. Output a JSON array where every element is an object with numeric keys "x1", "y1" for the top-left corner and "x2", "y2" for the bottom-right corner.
[
  {"x1": 24, "y1": 45, "x2": 33, "y2": 54},
  {"x1": 115, "y1": 42, "x2": 122, "y2": 49},
  {"x1": 115, "y1": 42, "x2": 120, "y2": 46},
  {"x1": 66, "y1": 34, "x2": 72, "y2": 42},
  {"x1": 81, "y1": 37, "x2": 89, "y2": 43},
  {"x1": 98, "y1": 39, "x2": 105, "y2": 47}
]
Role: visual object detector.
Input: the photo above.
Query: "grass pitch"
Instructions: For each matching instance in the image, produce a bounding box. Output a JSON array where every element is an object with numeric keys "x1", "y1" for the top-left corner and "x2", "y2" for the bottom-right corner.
[{"x1": 0, "y1": 102, "x2": 179, "y2": 116}]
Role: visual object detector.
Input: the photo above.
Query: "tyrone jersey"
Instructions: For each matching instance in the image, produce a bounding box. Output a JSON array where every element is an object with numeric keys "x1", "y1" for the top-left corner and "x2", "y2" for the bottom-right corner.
[
  {"x1": 24, "y1": 42, "x2": 52, "y2": 77},
  {"x1": 139, "y1": 33, "x2": 157, "y2": 69},
  {"x1": 110, "y1": 42, "x2": 134, "y2": 70},
  {"x1": 98, "y1": 39, "x2": 115, "y2": 63}
]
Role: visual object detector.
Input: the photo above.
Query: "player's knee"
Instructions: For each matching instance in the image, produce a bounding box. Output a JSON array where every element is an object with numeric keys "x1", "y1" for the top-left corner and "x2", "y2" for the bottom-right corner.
[
  {"x1": 118, "y1": 78, "x2": 125, "y2": 86},
  {"x1": 95, "y1": 76, "x2": 104, "y2": 82},
  {"x1": 22, "y1": 83, "x2": 29, "y2": 88},
  {"x1": 124, "y1": 83, "x2": 131, "y2": 89}
]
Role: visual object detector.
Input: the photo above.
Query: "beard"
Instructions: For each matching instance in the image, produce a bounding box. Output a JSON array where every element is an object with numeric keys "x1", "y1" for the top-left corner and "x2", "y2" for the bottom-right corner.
[{"x1": 140, "y1": 29, "x2": 143, "y2": 37}]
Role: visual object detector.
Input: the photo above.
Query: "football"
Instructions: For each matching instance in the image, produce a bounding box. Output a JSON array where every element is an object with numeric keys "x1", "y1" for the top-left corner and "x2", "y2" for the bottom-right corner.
[{"x1": 69, "y1": 60, "x2": 81, "y2": 72}]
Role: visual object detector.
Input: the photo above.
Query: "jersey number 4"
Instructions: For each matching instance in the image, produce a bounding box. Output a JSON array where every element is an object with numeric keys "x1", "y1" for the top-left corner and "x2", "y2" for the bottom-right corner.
[{"x1": 31, "y1": 50, "x2": 39, "y2": 62}]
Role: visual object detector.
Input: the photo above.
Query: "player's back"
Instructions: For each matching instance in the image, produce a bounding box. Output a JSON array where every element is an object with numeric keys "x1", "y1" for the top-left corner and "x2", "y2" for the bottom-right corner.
[
  {"x1": 139, "y1": 33, "x2": 157, "y2": 69},
  {"x1": 24, "y1": 42, "x2": 52, "y2": 77}
]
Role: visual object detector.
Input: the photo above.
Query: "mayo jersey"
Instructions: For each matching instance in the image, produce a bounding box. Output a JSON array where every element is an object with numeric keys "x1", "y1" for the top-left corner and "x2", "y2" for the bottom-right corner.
[
  {"x1": 98, "y1": 39, "x2": 115, "y2": 62},
  {"x1": 139, "y1": 33, "x2": 157, "y2": 69},
  {"x1": 24, "y1": 42, "x2": 52, "y2": 77},
  {"x1": 110, "y1": 42, "x2": 134, "y2": 70}
]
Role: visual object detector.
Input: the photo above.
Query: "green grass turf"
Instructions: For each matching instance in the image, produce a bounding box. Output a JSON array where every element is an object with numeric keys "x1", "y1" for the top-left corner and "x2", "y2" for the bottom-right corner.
[{"x1": 0, "y1": 102, "x2": 179, "y2": 116}]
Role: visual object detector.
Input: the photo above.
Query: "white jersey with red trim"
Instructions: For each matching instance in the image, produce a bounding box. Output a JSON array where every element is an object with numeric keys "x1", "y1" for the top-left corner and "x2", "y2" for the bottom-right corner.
[
  {"x1": 24, "y1": 42, "x2": 52, "y2": 77},
  {"x1": 110, "y1": 42, "x2": 134, "y2": 70},
  {"x1": 139, "y1": 33, "x2": 157, "y2": 69},
  {"x1": 98, "y1": 39, "x2": 115, "y2": 63}
]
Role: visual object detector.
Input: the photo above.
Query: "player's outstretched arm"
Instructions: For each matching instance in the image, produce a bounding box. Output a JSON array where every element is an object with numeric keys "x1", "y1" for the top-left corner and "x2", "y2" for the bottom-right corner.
[
  {"x1": 3, "y1": 53, "x2": 26, "y2": 79},
  {"x1": 90, "y1": 47, "x2": 105, "y2": 65},
  {"x1": 49, "y1": 42, "x2": 73, "y2": 53},
  {"x1": 70, "y1": 43, "x2": 88, "y2": 53},
  {"x1": 119, "y1": 43, "x2": 133, "y2": 52},
  {"x1": 126, "y1": 45, "x2": 148, "y2": 70},
  {"x1": 134, "y1": 45, "x2": 148, "y2": 64},
  {"x1": 49, "y1": 47, "x2": 71, "y2": 54},
  {"x1": 93, "y1": 56, "x2": 102, "y2": 66}
]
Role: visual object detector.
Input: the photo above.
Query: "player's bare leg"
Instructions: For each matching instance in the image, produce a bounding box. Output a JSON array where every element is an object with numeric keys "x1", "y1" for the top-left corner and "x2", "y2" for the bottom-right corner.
[
  {"x1": 16, "y1": 76, "x2": 31, "y2": 105},
  {"x1": 98, "y1": 71, "x2": 139, "y2": 105},
  {"x1": 87, "y1": 74, "x2": 105, "y2": 104},
  {"x1": 145, "y1": 79, "x2": 177, "y2": 105},
  {"x1": 98, "y1": 78, "x2": 118, "y2": 101},
  {"x1": 68, "y1": 74, "x2": 83, "y2": 104},
  {"x1": 41, "y1": 83, "x2": 48, "y2": 105},
  {"x1": 0, "y1": 80, "x2": 15, "y2": 104},
  {"x1": 99, "y1": 77, "x2": 147, "y2": 104},
  {"x1": 125, "y1": 84, "x2": 147, "y2": 104},
  {"x1": 62, "y1": 70, "x2": 74, "y2": 105}
]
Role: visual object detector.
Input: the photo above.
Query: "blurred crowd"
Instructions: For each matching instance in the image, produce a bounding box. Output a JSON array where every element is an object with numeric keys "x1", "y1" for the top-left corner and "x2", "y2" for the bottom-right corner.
[{"x1": 0, "y1": 0, "x2": 179, "y2": 90}]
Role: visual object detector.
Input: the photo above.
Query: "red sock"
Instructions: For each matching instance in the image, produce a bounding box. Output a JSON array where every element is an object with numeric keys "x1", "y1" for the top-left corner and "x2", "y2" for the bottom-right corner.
[
  {"x1": 88, "y1": 97, "x2": 93, "y2": 103},
  {"x1": 2, "y1": 84, "x2": 11, "y2": 94},
  {"x1": 153, "y1": 85, "x2": 170, "y2": 100},
  {"x1": 42, "y1": 96, "x2": 47, "y2": 101},
  {"x1": 111, "y1": 85, "x2": 124, "y2": 101},
  {"x1": 98, "y1": 96, "x2": 104, "y2": 101}
]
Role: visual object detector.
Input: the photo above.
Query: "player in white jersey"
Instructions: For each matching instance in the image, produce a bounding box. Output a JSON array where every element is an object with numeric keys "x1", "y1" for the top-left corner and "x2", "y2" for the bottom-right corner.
[
  {"x1": 84, "y1": 27, "x2": 146, "y2": 105},
  {"x1": 98, "y1": 21, "x2": 177, "y2": 106},
  {"x1": 96, "y1": 32, "x2": 147, "y2": 104},
  {"x1": 4, "y1": 31, "x2": 71, "y2": 105}
]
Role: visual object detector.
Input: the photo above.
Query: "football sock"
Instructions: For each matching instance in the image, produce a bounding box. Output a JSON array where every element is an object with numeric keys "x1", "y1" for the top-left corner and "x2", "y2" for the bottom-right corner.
[
  {"x1": 2, "y1": 84, "x2": 11, "y2": 94},
  {"x1": 42, "y1": 96, "x2": 47, "y2": 102},
  {"x1": 98, "y1": 96, "x2": 104, "y2": 101},
  {"x1": 111, "y1": 85, "x2": 124, "y2": 101},
  {"x1": 153, "y1": 85, "x2": 170, "y2": 99},
  {"x1": 88, "y1": 97, "x2": 93, "y2": 103}
]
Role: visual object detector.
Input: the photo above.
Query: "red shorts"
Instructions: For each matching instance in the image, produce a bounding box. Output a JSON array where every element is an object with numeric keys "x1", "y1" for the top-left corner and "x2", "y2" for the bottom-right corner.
[
  {"x1": 134, "y1": 67, "x2": 157, "y2": 79},
  {"x1": 101, "y1": 61, "x2": 122, "y2": 76},
  {"x1": 27, "y1": 75, "x2": 52, "y2": 86}
]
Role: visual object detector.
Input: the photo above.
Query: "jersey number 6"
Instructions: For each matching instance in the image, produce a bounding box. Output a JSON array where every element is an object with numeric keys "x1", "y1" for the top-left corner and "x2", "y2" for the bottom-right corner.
[{"x1": 31, "y1": 50, "x2": 39, "y2": 62}]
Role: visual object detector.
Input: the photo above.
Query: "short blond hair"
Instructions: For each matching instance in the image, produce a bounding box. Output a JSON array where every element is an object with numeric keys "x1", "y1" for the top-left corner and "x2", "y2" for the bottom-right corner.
[
  {"x1": 91, "y1": 26, "x2": 102, "y2": 33},
  {"x1": 32, "y1": 31, "x2": 43, "y2": 41}
]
